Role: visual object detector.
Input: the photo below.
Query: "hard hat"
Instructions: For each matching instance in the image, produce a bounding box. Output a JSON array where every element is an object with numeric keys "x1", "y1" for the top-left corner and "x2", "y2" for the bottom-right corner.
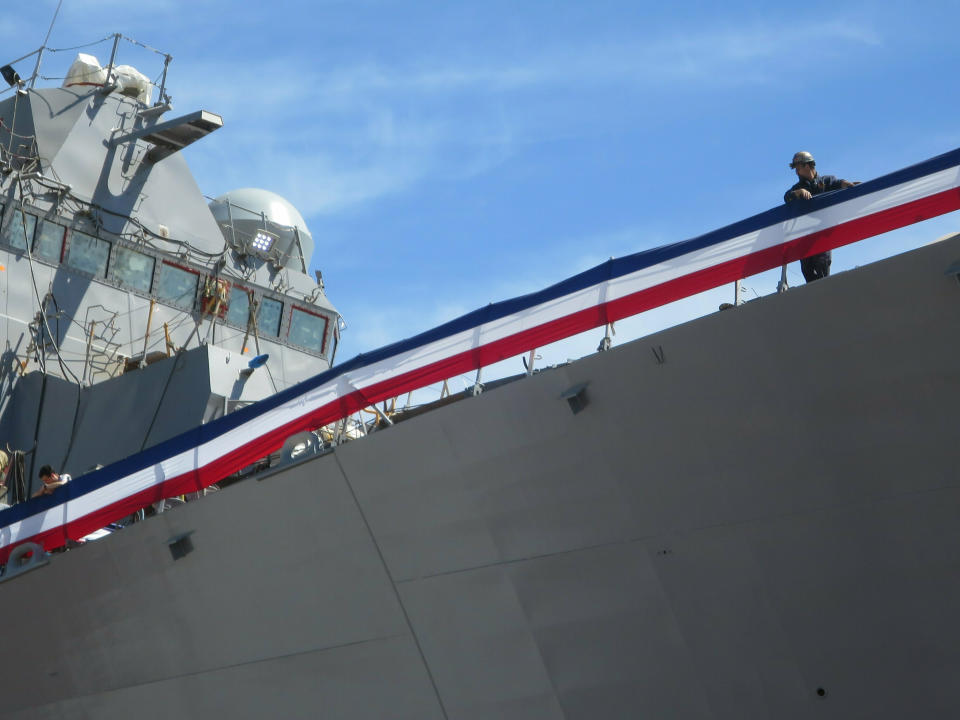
[{"x1": 790, "y1": 151, "x2": 815, "y2": 168}]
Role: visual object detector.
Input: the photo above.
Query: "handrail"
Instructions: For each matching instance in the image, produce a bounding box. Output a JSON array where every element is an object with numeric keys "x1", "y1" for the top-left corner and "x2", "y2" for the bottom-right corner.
[
  {"x1": 1, "y1": 34, "x2": 174, "y2": 105},
  {"x1": 2, "y1": 145, "x2": 960, "y2": 561}
]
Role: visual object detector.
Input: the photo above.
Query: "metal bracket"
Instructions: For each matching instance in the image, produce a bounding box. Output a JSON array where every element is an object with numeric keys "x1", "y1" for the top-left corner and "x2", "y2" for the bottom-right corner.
[
  {"x1": 0, "y1": 542, "x2": 49, "y2": 582},
  {"x1": 113, "y1": 110, "x2": 223, "y2": 163},
  {"x1": 560, "y1": 382, "x2": 589, "y2": 415},
  {"x1": 776, "y1": 262, "x2": 789, "y2": 293},
  {"x1": 167, "y1": 532, "x2": 195, "y2": 561},
  {"x1": 652, "y1": 345, "x2": 666, "y2": 365},
  {"x1": 469, "y1": 366, "x2": 484, "y2": 396},
  {"x1": 136, "y1": 103, "x2": 172, "y2": 122},
  {"x1": 944, "y1": 260, "x2": 960, "y2": 284}
]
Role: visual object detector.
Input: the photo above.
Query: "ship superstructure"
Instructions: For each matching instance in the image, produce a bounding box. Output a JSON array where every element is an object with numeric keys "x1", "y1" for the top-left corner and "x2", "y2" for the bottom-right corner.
[{"x1": 0, "y1": 38, "x2": 340, "y2": 490}]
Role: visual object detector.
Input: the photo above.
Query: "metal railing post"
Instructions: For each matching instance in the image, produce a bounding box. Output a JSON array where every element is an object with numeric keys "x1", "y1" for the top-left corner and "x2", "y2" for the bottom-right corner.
[
  {"x1": 225, "y1": 199, "x2": 237, "y2": 249},
  {"x1": 777, "y1": 262, "x2": 789, "y2": 293},
  {"x1": 156, "y1": 54, "x2": 172, "y2": 104},
  {"x1": 104, "y1": 33, "x2": 121, "y2": 86},
  {"x1": 28, "y1": 48, "x2": 45, "y2": 90}
]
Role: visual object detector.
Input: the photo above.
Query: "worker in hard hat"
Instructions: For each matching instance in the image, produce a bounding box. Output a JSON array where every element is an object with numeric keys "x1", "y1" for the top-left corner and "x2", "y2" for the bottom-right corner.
[
  {"x1": 0, "y1": 450, "x2": 8, "y2": 508},
  {"x1": 784, "y1": 151, "x2": 857, "y2": 282}
]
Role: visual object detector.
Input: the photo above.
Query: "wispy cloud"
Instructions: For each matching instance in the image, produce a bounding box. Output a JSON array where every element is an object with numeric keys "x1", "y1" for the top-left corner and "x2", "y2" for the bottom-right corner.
[
  {"x1": 540, "y1": 18, "x2": 882, "y2": 87},
  {"x1": 169, "y1": 15, "x2": 884, "y2": 216},
  {"x1": 296, "y1": 18, "x2": 882, "y2": 97}
]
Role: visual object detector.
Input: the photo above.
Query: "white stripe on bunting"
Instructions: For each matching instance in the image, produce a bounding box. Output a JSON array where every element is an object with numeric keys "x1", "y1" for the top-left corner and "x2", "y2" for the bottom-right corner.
[{"x1": 2, "y1": 151, "x2": 960, "y2": 558}]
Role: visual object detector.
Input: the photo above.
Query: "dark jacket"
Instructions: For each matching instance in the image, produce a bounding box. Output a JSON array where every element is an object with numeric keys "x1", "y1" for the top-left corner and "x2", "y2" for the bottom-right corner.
[{"x1": 784, "y1": 173, "x2": 847, "y2": 203}]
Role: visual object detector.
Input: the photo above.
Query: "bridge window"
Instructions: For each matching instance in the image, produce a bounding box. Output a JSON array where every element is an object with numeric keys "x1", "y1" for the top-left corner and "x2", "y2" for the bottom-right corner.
[
  {"x1": 157, "y1": 262, "x2": 198, "y2": 309},
  {"x1": 258, "y1": 297, "x2": 283, "y2": 336},
  {"x1": 2, "y1": 210, "x2": 36, "y2": 251},
  {"x1": 66, "y1": 231, "x2": 110, "y2": 277},
  {"x1": 113, "y1": 246, "x2": 155, "y2": 293},
  {"x1": 33, "y1": 220, "x2": 65, "y2": 263},
  {"x1": 225, "y1": 285, "x2": 250, "y2": 328},
  {"x1": 288, "y1": 307, "x2": 328, "y2": 354}
]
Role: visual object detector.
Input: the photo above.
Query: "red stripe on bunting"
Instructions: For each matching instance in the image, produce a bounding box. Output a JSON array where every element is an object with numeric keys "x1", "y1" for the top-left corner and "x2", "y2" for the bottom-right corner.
[{"x1": 4, "y1": 185, "x2": 959, "y2": 563}]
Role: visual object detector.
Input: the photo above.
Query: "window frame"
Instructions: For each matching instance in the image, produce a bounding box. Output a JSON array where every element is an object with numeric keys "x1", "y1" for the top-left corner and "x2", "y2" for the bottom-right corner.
[
  {"x1": 223, "y1": 283, "x2": 255, "y2": 329},
  {"x1": 287, "y1": 304, "x2": 330, "y2": 355},
  {"x1": 64, "y1": 228, "x2": 111, "y2": 278},
  {"x1": 256, "y1": 295, "x2": 284, "y2": 337},
  {"x1": 111, "y1": 244, "x2": 157, "y2": 294},
  {"x1": 33, "y1": 219, "x2": 67, "y2": 264},
  {"x1": 0, "y1": 208, "x2": 38, "y2": 252},
  {"x1": 156, "y1": 260, "x2": 201, "y2": 310}
]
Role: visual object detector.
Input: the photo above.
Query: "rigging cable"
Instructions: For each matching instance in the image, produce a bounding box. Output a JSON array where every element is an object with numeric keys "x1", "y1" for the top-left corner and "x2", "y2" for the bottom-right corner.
[
  {"x1": 16, "y1": 183, "x2": 81, "y2": 384},
  {"x1": 4, "y1": 87, "x2": 21, "y2": 168},
  {"x1": 5, "y1": 449, "x2": 28, "y2": 505},
  {"x1": 138, "y1": 351, "x2": 185, "y2": 452},
  {"x1": 41, "y1": 1, "x2": 64, "y2": 50},
  {"x1": 16, "y1": 177, "x2": 85, "y2": 474},
  {"x1": 45, "y1": 36, "x2": 114, "y2": 55}
]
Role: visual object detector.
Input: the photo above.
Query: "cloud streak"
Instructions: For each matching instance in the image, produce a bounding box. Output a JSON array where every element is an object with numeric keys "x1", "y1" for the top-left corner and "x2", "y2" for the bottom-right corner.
[
  {"x1": 293, "y1": 18, "x2": 883, "y2": 99},
  {"x1": 216, "y1": 17, "x2": 877, "y2": 205},
  {"x1": 68, "y1": 13, "x2": 883, "y2": 220}
]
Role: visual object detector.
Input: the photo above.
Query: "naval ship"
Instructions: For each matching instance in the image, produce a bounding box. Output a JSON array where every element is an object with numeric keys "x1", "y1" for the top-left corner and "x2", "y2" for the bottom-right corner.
[{"x1": 0, "y1": 34, "x2": 959, "y2": 720}]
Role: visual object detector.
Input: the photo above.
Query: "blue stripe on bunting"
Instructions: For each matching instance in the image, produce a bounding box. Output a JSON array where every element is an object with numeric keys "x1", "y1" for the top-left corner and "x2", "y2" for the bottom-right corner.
[{"x1": 2, "y1": 146, "x2": 959, "y2": 529}]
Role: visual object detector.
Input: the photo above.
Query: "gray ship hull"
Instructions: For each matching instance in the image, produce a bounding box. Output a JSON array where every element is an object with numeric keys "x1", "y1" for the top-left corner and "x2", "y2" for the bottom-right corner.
[{"x1": 2, "y1": 233, "x2": 959, "y2": 718}]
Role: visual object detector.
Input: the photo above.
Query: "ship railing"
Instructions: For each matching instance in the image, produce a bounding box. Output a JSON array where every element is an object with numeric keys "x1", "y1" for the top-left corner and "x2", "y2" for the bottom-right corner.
[
  {"x1": 0, "y1": 33, "x2": 173, "y2": 107},
  {"x1": 3, "y1": 145, "x2": 960, "y2": 562}
]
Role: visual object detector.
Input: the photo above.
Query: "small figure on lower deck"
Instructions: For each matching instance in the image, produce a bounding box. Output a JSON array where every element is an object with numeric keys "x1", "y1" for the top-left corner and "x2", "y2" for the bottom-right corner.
[{"x1": 32, "y1": 465, "x2": 72, "y2": 498}]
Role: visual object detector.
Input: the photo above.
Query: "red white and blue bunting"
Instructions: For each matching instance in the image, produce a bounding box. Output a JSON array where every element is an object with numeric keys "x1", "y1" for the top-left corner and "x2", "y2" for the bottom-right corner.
[{"x1": 2, "y1": 147, "x2": 960, "y2": 561}]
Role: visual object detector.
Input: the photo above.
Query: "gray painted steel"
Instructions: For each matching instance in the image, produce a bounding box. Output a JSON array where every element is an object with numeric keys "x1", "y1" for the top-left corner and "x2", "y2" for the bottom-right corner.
[
  {"x1": 0, "y1": 84, "x2": 340, "y2": 396},
  {"x1": 1, "y1": 234, "x2": 959, "y2": 718},
  {"x1": 0, "y1": 345, "x2": 275, "y2": 491}
]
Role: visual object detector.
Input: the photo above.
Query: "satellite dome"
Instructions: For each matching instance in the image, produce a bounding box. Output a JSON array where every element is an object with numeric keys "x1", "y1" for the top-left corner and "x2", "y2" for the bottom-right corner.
[{"x1": 209, "y1": 188, "x2": 314, "y2": 271}]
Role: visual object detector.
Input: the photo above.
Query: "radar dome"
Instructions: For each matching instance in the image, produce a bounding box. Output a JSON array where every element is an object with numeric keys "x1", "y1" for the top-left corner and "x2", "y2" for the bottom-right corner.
[{"x1": 209, "y1": 188, "x2": 314, "y2": 271}]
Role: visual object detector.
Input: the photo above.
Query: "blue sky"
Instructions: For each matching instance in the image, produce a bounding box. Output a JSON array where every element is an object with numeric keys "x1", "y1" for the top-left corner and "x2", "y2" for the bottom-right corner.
[{"x1": 7, "y1": 1, "x2": 960, "y2": 387}]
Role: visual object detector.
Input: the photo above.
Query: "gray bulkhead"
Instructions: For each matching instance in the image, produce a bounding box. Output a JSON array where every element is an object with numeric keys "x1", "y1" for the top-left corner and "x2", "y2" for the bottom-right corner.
[
  {"x1": 0, "y1": 233, "x2": 958, "y2": 718},
  {"x1": 0, "y1": 344, "x2": 272, "y2": 490},
  {"x1": 0, "y1": 83, "x2": 341, "y2": 431},
  {"x1": 16, "y1": 86, "x2": 224, "y2": 252}
]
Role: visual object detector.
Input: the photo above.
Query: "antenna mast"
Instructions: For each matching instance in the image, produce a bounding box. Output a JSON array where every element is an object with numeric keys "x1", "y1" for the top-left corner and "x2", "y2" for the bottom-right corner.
[{"x1": 29, "y1": 0, "x2": 64, "y2": 89}]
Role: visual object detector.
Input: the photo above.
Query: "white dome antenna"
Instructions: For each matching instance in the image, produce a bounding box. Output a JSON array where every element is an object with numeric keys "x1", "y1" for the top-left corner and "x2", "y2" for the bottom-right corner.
[{"x1": 209, "y1": 188, "x2": 314, "y2": 272}]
